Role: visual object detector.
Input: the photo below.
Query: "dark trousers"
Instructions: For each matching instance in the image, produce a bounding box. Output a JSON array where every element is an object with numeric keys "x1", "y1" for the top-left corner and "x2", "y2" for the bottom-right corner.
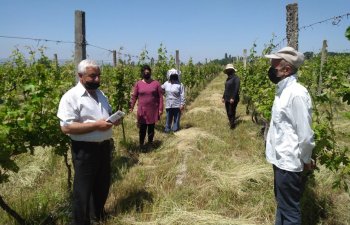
[
  {"x1": 139, "y1": 123, "x2": 155, "y2": 145},
  {"x1": 165, "y1": 108, "x2": 181, "y2": 132},
  {"x1": 225, "y1": 101, "x2": 238, "y2": 128},
  {"x1": 273, "y1": 165, "x2": 302, "y2": 225},
  {"x1": 71, "y1": 139, "x2": 112, "y2": 225}
]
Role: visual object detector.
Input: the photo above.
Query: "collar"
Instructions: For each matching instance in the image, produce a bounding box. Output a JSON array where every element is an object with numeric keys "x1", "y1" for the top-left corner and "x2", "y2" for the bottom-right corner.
[
  {"x1": 276, "y1": 74, "x2": 297, "y2": 95},
  {"x1": 227, "y1": 74, "x2": 235, "y2": 79},
  {"x1": 76, "y1": 81, "x2": 96, "y2": 97},
  {"x1": 170, "y1": 80, "x2": 180, "y2": 84}
]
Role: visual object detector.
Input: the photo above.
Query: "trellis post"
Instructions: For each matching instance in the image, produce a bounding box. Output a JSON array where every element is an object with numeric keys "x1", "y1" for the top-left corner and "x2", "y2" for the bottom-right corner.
[
  {"x1": 74, "y1": 10, "x2": 86, "y2": 82},
  {"x1": 286, "y1": 3, "x2": 299, "y2": 49}
]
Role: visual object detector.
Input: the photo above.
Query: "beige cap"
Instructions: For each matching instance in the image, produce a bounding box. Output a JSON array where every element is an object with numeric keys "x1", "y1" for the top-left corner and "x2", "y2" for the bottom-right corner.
[{"x1": 265, "y1": 46, "x2": 305, "y2": 69}]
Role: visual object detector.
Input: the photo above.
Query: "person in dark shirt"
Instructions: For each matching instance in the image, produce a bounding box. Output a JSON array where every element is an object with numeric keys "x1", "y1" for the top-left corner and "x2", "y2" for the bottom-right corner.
[{"x1": 222, "y1": 64, "x2": 240, "y2": 129}]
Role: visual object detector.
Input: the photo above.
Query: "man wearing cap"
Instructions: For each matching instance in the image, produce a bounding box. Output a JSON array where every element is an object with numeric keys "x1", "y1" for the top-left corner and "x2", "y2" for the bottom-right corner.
[
  {"x1": 222, "y1": 64, "x2": 240, "y2": 129},
  {"x1": 265, "y1": 47, "x2": 315, "y2": 225}
]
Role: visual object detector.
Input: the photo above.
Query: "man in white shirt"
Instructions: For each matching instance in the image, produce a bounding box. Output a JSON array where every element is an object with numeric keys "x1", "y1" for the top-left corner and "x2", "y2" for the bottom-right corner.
[
  {"x1": 265, "y1": 47, "x2": 315, "y2": 225},
  {"x1": 57, "y1": 59, "x2": 120, "y2": 225}
]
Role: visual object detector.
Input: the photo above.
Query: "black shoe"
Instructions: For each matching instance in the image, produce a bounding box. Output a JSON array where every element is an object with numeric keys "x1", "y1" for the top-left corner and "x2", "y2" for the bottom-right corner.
[{"x1": 140, "y1": 144, "x2": 147, "y2": 152}]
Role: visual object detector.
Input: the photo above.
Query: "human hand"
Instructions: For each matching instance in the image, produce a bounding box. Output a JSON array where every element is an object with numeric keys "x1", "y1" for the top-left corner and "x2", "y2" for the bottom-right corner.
[
  {"x1": 95, "y1": 119, "x2": 113, "y2": 131},
  {"x1": 229, "y1": 98, "x2": 234, "y2": 104},
  {"x1": 304, "y1": 159, "x2": 316, "y2": 171},
  {"x1": 180, "y1": 105, "x2": 185, "y2": 112},
  {"x1": 222, "y1": 98, "x2": 225, "y2": 103},
  {"x1": 159, "y1": 110, "x2": 163, "y2": 116},
  {"x1": 129, "y1": 108, "x2": 133, "y2": 113}
]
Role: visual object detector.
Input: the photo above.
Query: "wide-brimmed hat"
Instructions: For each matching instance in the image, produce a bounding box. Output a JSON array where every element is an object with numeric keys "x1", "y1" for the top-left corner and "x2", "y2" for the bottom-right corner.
[
  {"x1": 224, "y1": 64, "x2": 237, "y2": 73},
  {"x1": 265, "y1": 46, "x2": 304, "y2": 69}
]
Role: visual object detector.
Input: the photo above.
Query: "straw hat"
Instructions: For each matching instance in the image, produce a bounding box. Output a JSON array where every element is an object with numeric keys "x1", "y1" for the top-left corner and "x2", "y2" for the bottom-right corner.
[{"x1": 224, "y1": 64, "x2": 237, "y2": 74}]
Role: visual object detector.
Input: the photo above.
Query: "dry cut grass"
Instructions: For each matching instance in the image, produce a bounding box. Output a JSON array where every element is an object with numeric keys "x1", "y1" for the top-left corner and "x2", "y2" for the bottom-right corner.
[
  {"x1": 105, "y1": 74, "x2": 276, "y2": 225},
  {"x1": 106, "y1": 73, "x2": 350, "y2": 225}
]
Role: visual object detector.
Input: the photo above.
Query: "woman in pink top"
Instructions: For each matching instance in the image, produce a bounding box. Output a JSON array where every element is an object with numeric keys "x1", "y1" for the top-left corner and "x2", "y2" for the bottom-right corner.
[{"x1": 130, "y1": 65, "x2": 163, "y2": 148}]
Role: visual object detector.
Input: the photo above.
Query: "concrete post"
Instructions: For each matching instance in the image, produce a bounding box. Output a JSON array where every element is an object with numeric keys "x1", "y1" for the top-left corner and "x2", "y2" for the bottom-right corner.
[{"x1": 286, "y1": 3, "x2": 299, "y2": 50}]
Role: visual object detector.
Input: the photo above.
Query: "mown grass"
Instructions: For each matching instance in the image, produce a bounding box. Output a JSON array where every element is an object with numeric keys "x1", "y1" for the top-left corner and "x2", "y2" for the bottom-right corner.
[
  {"x1": 0, "y1": 147, "x2": 71, "y2": 224},
  {"x1": 105, "y1": 73, "x2": 350, "y2": 225},
  {"x1": 1, "y1": 73, "x2": 349, "y2": 224}
]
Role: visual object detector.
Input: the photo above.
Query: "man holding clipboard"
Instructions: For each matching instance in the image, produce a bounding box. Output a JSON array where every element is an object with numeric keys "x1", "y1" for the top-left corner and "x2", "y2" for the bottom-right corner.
[{"x1": 57, "y1": 59, "x2": 122, "y2": 225}]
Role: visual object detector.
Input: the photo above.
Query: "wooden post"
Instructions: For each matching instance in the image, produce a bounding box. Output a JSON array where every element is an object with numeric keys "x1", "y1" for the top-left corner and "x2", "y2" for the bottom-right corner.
[
  {"x1": 74, "y1": 10, "x2": 86, "y2": 82},
  {"x1": 176, "y1": 50, "x2": 180, "y2": 70},
  {"x1": 53, "y1": 53, "x2": 58, "y2": 69},
  {"x1": 113, "y1": 50, "x2": 117, "y2": 67},
  {"x1": 286, "y1": 3, "x2": 299, "y2": 50},
  {"x1": 243, "y1": 49, "x2": 247, "y2": 69},
  {"x1": 318, "y1": 40, "x2": 328, "y2": 94}
]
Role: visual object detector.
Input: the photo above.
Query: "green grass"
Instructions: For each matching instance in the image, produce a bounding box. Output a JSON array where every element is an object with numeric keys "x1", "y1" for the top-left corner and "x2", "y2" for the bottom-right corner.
[{"x1": 344, "y1": 111, "x2": 350, "y2": 120}]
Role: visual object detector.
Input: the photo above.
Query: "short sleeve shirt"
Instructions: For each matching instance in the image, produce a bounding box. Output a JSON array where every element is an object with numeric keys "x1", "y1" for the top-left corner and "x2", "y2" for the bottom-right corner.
[{"x1": 57, "y1": 82, "x2": 113, "y2": 142}]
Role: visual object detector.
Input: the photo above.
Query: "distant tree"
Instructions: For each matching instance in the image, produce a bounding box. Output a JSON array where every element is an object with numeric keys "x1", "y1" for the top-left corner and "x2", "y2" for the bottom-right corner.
[
  {"x1": 345, "y1": 26, "x2": 350, "y2": 40},
  {"x1": 328, "y1": 52, "x2": 350, "y2": 56},
  {"x1": 225, "y1": 53, "x2": 228, "y2": 59},
  {"x1": 303, "y1": 51, "x2": 314, "y2": 60}
]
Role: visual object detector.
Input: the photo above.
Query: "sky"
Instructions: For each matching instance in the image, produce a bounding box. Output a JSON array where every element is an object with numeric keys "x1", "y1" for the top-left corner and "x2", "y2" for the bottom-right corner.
[{"x1": 1, "y1": 0, "x2": 349, "y2": 63}]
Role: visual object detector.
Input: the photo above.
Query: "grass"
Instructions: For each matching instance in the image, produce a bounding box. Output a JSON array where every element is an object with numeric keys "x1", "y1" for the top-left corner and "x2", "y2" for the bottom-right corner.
[
  {"x1": 104, "y1": 75, "x2": 275, "y2": 224},
  {"x1": 0, "y1": 147, "x2": 71, "y2": 224},
  {"x1": 1, "y1": 73, "x2": 349, "y2": 224}
]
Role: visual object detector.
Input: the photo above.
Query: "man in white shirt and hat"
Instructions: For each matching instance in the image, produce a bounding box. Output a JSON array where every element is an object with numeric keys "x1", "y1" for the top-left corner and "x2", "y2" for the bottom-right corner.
[{"x1": 265, "y1": 47, "x2": 315, "y2": 225}]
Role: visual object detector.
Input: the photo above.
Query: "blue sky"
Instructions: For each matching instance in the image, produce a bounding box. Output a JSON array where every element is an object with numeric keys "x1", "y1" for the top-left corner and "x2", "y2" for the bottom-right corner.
[{"x1": 1, "y1": 0, "x2": 349, "y2": 63}]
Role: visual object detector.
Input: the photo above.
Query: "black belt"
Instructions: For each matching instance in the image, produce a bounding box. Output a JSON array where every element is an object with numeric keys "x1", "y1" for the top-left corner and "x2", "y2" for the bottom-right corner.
[{"x1": 71, "y1": 139, "x2": 111, "y2": 146}]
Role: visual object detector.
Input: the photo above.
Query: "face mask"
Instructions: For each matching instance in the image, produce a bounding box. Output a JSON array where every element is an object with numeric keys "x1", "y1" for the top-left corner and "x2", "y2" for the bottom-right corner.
[
  {"x1": 268, "y1": 67, "x2": 282, "y2": 84},
  {"x1": 170, "y1": 74, "x2": 179, "y2": 81},
  {"x1": 143, "y1": 74, "x2": 151, "y2": 80},
  {"x1": 84, "y1": 82, "x2": 100, "y2": 90},
  {"x1": 226, "y1": 70, "x2": 234, "y2": 76}
]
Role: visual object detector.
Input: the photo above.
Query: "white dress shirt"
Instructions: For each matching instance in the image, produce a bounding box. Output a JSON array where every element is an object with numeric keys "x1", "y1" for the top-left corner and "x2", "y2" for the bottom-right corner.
[
  {"x1": 266, "y1": 74, "x2": 315, "y2": 172},
  {"x1": 57, "y1": 82, "x2": 113, "y2": 142}
]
